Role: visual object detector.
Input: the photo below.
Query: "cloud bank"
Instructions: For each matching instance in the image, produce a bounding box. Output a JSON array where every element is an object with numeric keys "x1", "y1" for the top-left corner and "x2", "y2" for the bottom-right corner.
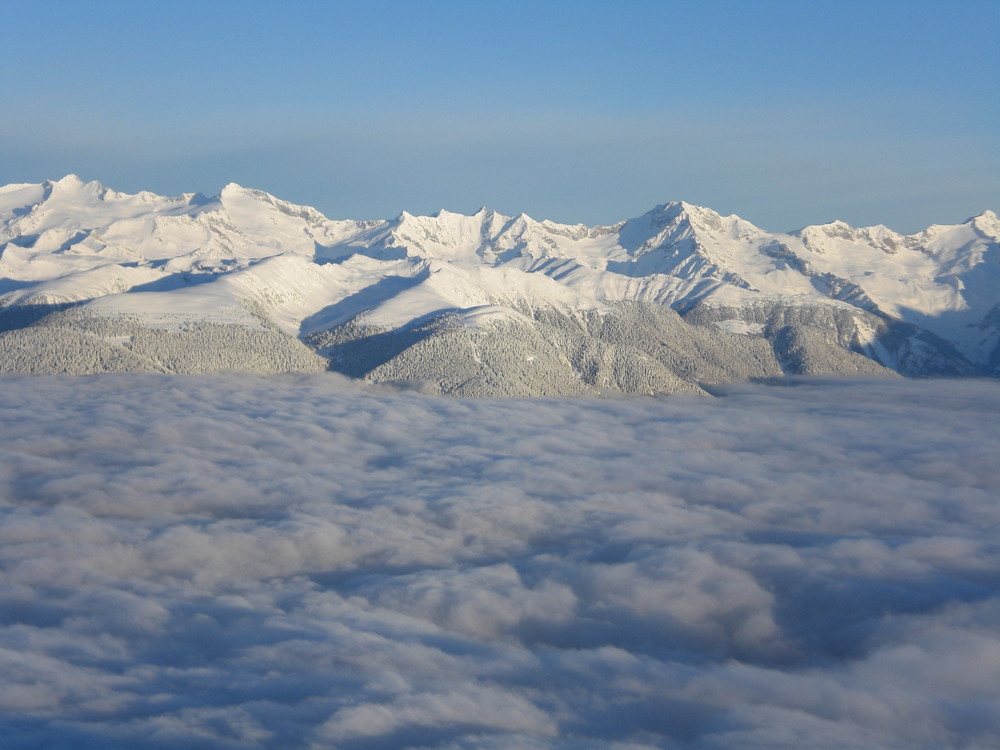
[{"x1": 1, "y1": 375, "x2": 998, "y2": 749}]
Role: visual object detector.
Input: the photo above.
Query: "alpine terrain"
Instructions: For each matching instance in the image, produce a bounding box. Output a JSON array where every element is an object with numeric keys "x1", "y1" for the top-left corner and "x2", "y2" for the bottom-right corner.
[{"x1": 2, "y1": 175, "x2": 998, "y2": 396}]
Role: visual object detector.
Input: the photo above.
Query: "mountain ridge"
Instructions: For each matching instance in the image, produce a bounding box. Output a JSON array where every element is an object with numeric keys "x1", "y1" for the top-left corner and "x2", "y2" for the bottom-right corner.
[{"x1": 1, "y1": 176, "x2": 997, "y2": 395}]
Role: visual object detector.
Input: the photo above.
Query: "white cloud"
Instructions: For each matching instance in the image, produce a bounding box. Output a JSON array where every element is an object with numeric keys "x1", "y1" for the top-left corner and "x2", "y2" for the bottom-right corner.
[{"x1": 0, "y1": 374, "x2": 998, "y2": 748}]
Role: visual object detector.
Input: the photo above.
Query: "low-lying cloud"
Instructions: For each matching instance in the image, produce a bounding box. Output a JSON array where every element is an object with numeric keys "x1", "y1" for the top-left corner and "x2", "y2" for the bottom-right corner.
[{"x1": 1, "y1": 374, "x2": 998, "y2": 749}]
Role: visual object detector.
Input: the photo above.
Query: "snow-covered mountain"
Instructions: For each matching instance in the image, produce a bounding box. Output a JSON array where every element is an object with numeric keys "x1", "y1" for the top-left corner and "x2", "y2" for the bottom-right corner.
[{"x1": 2, "y1": 175, "x2": 998, "y2": 395}]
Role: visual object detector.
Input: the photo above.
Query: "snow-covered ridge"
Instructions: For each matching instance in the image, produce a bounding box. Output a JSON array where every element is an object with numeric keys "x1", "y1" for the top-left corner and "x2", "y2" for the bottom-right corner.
[{"x1": 1, "y1": 176, "x2": 998, "y2": 392}]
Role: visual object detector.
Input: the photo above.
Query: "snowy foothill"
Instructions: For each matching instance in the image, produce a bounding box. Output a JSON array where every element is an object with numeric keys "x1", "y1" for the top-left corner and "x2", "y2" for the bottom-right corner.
[{"x1": 1, "y1": 374, "x2": 999, "y2": 749}]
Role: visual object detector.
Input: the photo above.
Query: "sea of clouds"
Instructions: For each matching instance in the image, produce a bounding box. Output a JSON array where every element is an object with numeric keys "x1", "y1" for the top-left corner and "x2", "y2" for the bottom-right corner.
[{"x1": 1, "y1": 374, "x2": 998, "y2": 749}]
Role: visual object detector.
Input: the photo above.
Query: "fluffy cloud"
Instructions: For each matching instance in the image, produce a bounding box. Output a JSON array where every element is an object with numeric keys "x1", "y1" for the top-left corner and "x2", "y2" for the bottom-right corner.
[{"x1": 0, "y1": 374, "x2": 998, "y2": 748}]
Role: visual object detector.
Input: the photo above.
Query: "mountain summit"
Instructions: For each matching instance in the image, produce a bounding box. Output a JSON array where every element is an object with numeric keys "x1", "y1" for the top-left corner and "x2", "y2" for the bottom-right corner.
[{"x1": 1, "y1": 177, "x2": 997, "y2": 395}]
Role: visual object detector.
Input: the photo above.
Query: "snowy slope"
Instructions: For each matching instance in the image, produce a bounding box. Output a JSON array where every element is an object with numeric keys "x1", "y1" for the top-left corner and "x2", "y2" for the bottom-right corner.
[{"x1": 1, "y1": 176, "x2": 997, "y2": 392}]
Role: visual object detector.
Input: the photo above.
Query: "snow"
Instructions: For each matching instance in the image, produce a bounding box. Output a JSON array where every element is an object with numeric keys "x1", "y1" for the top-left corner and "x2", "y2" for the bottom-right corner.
[
  {"x1": 2, "y1": 175, "x2": 998, "y2": 376},
  {"x1": 787, "y1": 216, "x2": 1000, "y2": 356},
  {"x1": 713, "y1": 319, "x2": 764, "y2": 335}
]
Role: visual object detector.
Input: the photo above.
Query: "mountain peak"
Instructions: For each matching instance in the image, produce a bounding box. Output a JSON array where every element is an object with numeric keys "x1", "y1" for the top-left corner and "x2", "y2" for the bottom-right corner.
[
  {"x1": 219, "y1": 183, "x2": 289, "y2": 203},
  {"x1": 41, "y1": 174, "x2": 110, "y2": 203},
  {"x1": 219, "y1": 182, "x2": 253, "y2": 197},
  {"x1": 634, "y1": 201, "x2": 738, "y2": 237},
  {"x1": 796, "y1": 219, "x2": 857, "y2": 240},
  {"x1": 45, "y1": 174, "x2": 101, "y2": 193},
  {"x1": 646, "y1": 200, "x2": 685, "y2": 215},
  {"x1": 642, "y1": 201, "x2": 723, "y2": 221},
  {"x1": 969, "y1": 209, "x2": 1000, "y2": 237}
]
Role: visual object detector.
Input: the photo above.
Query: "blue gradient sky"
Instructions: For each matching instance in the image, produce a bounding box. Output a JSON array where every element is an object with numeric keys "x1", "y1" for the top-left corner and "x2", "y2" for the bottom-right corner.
[{"x1": 3, "y1": 0, "x2": 997, "y2": 231}]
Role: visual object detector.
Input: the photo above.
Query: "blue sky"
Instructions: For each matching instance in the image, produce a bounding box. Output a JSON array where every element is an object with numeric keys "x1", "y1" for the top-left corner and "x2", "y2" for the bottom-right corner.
[{"x1": 3, "y1": 0, "x2": 997, "y2": 231}]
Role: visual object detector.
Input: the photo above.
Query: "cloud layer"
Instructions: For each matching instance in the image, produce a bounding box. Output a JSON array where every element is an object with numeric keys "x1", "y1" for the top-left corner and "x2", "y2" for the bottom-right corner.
[{"x1": 1, "y1": 375, "x2": 999, "y2": 749}]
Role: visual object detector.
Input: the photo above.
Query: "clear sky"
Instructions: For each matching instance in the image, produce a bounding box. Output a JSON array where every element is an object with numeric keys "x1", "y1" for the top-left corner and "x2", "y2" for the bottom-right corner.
[{"x1": 3, "y1": 0, "x2": 997, "y2": 232}]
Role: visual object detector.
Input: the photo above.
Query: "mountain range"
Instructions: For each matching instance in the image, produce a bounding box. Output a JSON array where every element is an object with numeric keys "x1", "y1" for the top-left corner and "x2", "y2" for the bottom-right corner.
[{"x1": 2, "y1": 175, "x2": 998, "y2": 395}]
